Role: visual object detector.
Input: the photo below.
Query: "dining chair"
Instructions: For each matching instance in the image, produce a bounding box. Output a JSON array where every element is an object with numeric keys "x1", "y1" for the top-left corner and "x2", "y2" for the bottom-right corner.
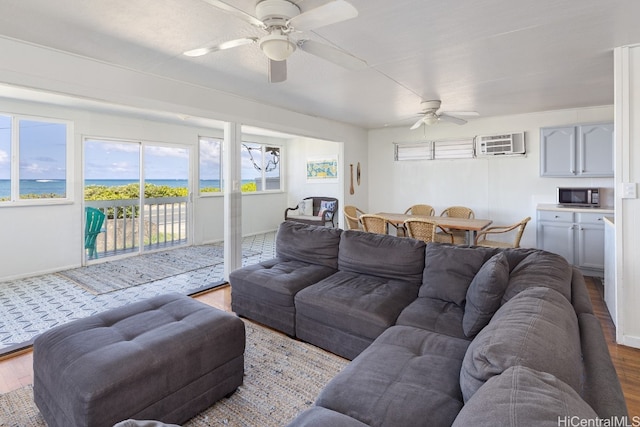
[
  {"x1": 360, "y1": 214, "x2": 388, "y2": 234},
  {"x1": 404, "y1": 204, "x2": 435, "y2": 216},
  {"x1": 438, "y1": 206, "x2": 475, "y2": 244},
  {"x1": 344, "y1": 205, "x2": 366, "y2": 230},
  {"x1": 475, "y1": 216, "x2": 531, "y2": 248},
  {"x1": 404, "y1": 218, "x2": 454, "y2": 244},
  {"x1": 394, "y1": 204, "x2": 436, "y2": 236}
]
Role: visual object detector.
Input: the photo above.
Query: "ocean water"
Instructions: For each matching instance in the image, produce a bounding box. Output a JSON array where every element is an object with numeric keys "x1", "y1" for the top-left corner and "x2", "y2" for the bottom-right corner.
[{"x1": 0, "y1": 179, "x2": 232, "y2": 198}]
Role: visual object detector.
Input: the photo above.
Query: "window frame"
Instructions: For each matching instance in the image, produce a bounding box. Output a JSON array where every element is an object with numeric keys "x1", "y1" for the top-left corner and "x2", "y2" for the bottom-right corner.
[
  {"x1": 198, "y1": 136, "x2": 223, "y2": 197},
  {"x1": 241, "y1": 141, "x2": 282, "y2": 194},
  {"x1": 0, "y1": 112, "x2": 73, "y2": 206}
]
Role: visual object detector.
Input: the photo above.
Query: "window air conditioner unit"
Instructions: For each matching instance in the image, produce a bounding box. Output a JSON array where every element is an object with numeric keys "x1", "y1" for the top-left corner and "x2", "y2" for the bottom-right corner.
[{"x1": 475, "y1": 132, "x2": 526, "y2": 156}]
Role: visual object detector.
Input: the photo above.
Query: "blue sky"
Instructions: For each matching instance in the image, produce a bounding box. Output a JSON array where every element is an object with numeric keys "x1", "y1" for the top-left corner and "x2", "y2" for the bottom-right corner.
[
  {"x1": 85, "y1": 139, "x2": 191, "y2": 180},
  {"x1": 0, "y1": 117, "x2": 67, "y2": 180}
]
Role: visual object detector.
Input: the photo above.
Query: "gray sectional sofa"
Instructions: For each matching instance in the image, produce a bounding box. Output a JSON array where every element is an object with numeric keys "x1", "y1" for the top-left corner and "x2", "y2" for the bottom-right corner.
[{"x1": 229, "y1": 221, "x2": 628, "y2": 426}]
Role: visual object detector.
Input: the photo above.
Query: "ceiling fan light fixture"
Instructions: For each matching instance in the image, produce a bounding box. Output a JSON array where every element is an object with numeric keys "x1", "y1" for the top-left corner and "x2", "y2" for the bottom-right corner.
[
  {"x1": 424, "y1": 115, "x2": 439, "y2": 125},
  {"x1": 259, "y1": 33, "x2": 296, "y2": 61}
]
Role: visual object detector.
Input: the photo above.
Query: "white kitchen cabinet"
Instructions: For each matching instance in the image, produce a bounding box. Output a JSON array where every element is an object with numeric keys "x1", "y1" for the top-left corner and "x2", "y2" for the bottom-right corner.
[
  {"x1": 540, "y1": 122, "x2": 614, "y2": 177},
  {"x1": 537, "y1": 207, "x2": 609, "y2": 276}
]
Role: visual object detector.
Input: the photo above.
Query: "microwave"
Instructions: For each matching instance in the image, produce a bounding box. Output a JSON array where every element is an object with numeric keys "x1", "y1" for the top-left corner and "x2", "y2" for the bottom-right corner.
[{"x1": 557, "y1": 187, "x2": 600, "y2": 207}]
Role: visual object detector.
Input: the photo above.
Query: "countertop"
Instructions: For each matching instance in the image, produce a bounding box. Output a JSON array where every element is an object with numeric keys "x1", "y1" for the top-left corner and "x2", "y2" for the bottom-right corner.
[{"x1": 537, "y1": 203, "x2": 614, "y2": 214}]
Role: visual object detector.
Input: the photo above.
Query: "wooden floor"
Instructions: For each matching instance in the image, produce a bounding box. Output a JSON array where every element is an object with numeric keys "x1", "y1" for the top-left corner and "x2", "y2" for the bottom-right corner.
[{"x1": 1, "y1": 280, "x2": 638, "y2": 418}]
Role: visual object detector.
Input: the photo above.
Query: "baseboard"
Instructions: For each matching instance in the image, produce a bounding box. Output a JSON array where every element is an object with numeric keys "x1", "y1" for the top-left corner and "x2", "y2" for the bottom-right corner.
[{"x1": 619, "y1": 334, "x2": 640, "y2": 349}]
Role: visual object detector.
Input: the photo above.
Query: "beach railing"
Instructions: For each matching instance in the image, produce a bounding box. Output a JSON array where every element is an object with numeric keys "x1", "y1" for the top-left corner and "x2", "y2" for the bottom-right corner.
[{"x1": 85, "y1": 197, "x2": 188, "y2": 258}]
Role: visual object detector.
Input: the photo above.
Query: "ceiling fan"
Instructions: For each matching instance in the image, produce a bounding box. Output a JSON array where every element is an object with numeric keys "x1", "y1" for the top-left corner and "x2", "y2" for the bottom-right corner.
[
  {"x1": 184, "y1": 0, "x2": 368, "y2": 83},
  {"x1": 409, "y1": 100, "x2": 479, "y2": 130}
]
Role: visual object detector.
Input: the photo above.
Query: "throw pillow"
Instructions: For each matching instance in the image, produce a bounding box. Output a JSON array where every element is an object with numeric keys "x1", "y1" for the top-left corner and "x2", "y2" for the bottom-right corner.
[
  {"x1": 297, "y1": 200, "x2": 307, "y2": 216},
  {"x1": 321, "y1": 199, "x2": 336, "y2": 213},
  {"x1": 459, "y1": 286, "x2": 583, "y2": 403},
  {"x1": 452, "y1": 366, "x2": 598, "y2": 426},
  {"x1": 419, "y1": 245, "x2": 498, "y2": 305},
  {"x1": 303, "y1": 199, "x2": 314, "y2": 216},
  {"x1": 462, "y1": 252, "x2": 510, "y2": 338}
]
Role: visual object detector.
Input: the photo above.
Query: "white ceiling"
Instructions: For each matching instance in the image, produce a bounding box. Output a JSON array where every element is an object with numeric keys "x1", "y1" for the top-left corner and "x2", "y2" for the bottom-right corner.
[{"x1": 0, "y1": 0, "x2": 639, "y2": 129}]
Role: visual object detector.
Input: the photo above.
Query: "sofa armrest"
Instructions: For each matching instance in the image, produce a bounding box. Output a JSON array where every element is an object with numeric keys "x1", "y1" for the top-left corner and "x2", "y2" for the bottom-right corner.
[
  {"x1": 284, "y1": 204, "x2": 300, "y2": 220},
  {"x1": 578, "y1": 313, "x2": 629, "y2": 419}
]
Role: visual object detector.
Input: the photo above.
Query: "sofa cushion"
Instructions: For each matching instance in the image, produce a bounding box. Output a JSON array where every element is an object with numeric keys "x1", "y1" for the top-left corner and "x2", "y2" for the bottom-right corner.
[
  {"x1": 460, "y1": 286, "x2": 582, "y2": 402},
  {"x1": 502, "y1": 250, "x2": 572, "y2": 303},
  {"x1": 230, "y1": 259, "x2": 338, "y2": 307},
  {"x1": 453, "y1": 366, "x2": 598, "y2": 426},
  {"x1": 396, "y1": 297, "x2": 466, "y2": 340},
  {"x1": 286, "y1": 407, "x2": 369, "y2": 427},
  {"x1": 338, "y1": 230, "x2": 425, "y2": 283},
  {"x1": 316, "y1": 325, "x2": 470, "y2": 427},
  {"x1": 295, "y1": 271, "x2": 420, "y2": 341},
  {"x1": 462, "y1": 252, "x2": 510, "y2": 338},
  {"x1": 419, "y1": 244, "x2": 493, "y2": 305},
  {"x1": 276, "y1": 221, "x2": 342, "y2": 269}
]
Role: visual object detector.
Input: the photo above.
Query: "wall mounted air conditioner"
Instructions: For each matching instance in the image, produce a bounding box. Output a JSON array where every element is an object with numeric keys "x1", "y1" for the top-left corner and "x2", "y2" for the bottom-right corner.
[{"x1": 475, "y1": 132, "x2": 526, "y2": 156}]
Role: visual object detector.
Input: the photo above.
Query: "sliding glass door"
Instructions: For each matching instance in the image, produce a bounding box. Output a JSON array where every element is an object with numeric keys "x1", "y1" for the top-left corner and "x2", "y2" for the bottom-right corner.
[{"x1": 84, "y1": 138, "x2": 190, "y2": 261}]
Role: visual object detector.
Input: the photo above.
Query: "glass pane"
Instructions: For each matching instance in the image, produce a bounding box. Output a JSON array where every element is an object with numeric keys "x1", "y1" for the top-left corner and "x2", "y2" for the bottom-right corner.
[
  {"x1": 84, "y1": 139, "x2": 141, "y2": 257},
  {"x1": 143, "y1": 145, "x2": 189, "y2": 195},
  {"x1": 264, "y1": 146, "x2": 281, "y2": 190},
  {"x1": 241, "y1": 142, "x2": 261, "y2": 192},
  {"x1": 199, "y1": 137, "x2": 222, "y2": 194},
  {"x1": 84, "y1": 139, "x2": 141, "y2": 197},
  {"x1": 18, "y1": 119, "x2": 67, "y2": 199},
  {"x1": 143, "y1": 144, "x2": 189, "y2": 248},
  {"x1": 0, "y1": 115, "x2": 10, "y2": 201}
]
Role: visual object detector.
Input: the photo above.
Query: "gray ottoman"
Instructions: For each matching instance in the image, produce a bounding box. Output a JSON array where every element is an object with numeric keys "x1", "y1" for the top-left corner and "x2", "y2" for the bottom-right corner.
[{"x1": 33, "y1": 293, "x2": 245, "y2": 427}]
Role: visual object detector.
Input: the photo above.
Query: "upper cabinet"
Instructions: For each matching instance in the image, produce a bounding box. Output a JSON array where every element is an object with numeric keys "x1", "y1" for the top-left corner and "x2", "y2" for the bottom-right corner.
[{"x1": 540, "y1": 122, "x2": 614, "y2": 177}]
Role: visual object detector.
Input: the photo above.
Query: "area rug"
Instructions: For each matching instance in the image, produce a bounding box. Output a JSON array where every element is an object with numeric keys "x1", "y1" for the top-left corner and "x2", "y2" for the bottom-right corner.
[
  {"x1": 0, "y1": 320, "x2": 348, "y2": 427},
  {"x1": 57, "y1": 245, "x2": 259, "y2": 295}
]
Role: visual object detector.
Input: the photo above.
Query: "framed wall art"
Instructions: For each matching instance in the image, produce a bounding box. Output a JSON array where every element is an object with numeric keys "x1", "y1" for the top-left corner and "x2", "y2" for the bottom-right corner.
[{"x1": 306, "y1": 157, "x2": 338, "y2": 182}]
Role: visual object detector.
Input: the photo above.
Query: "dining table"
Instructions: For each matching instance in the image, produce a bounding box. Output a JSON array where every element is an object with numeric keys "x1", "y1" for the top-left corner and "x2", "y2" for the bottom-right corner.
[{"x1": 375, "y1": 212, "x2": 493, "y2": 246}]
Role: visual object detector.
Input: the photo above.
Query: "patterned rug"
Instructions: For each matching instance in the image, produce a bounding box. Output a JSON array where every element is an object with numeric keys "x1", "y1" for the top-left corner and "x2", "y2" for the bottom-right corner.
[
  {"x1": 58, "y1": 245, "x2": 258, "y2": 295},
  {"x1": 0, "y1": 320, "x2": 348, "y2": 427}
]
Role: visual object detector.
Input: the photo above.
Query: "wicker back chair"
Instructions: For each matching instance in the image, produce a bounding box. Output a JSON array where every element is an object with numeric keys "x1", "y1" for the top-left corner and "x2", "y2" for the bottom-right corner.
[
  {"x1": 403, "y1": 204, "x2": 435, "y2": 216},
  {"x1": 439, "y1": 206, "x2": 475, "y2": 244},
  {"x1": 404, "y1": 218, "x2": 454, "y2": 244},
  {"x1": 475, "y1": 216, "x2": 531, "y2": 248},
  {"x1": 440, "y1": 206, "x2": 475, "y2": 219},
  {"x1": 344, "y1": 205, "x2": 365, "y2": 230},
  {"x1": 360, "y1": 214, "x2": 388, "y2": 234}
]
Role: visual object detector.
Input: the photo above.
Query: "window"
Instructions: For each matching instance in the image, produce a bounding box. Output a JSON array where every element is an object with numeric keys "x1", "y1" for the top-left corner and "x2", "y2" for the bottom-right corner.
[
  {"x1": 241, "y1": 142, "x2": 281, "y2": 192},
  {"x1": 394, "y1": 142, "x2": 433, "y2": 161},
  {"x1": 199, "y1": 137, "x2": 222, "y2": 195},
  {"x1": 0, "y1": 114, "x2": 70, "y2": 203},
  {"x1": 394, "y1": 138, "x2": 475, "y2": 161},
  {"x1": 433, "y1": 138, "x2": 475, "y2": 159}
]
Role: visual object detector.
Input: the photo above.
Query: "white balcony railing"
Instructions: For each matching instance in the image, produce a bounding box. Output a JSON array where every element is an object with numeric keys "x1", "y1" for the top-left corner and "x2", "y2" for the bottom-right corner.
[{"x1": 86, "y1": 197, "x2": 188, "y2": 258}]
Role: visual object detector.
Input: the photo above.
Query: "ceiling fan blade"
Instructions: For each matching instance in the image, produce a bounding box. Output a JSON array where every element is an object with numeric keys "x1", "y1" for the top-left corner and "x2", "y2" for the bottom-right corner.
[
  {"x1": 441, "y1": 110, "x2": 479, "y2": 116},
  {"x1": 183, "y1": 37, "x2": 257, "y2": 57},
  {"x1": 410, "y1": 117, "x2": 425, "y2": 130},
  {"x1": 288, "y1": 0, "x2": 358, "y2": 31},
  {"x1": 269, "y1": 59, "x2": 287, "y2": 83},
  {"x1": 439, "y1": 114, "x2": 467, "y2": 125},
  {"x1": 200, "y1": 0, "x2": 265, "y2": 28},
  {"x1": 298, "y1": 39, "x2": 367, "y2": 70}
]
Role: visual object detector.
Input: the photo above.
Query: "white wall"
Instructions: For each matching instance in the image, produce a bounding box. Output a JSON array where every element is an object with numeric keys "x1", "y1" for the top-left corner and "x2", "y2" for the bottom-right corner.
[
  {"x1": 614, "y1": 44, "x2": 640, "y2": 348},
  {"x1": 368, "y1": 106, "x2": 615, "y2": 248}
]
